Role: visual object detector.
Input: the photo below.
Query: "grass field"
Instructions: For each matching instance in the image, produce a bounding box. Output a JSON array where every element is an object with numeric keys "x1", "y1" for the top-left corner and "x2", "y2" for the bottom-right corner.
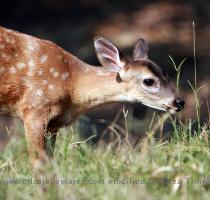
[{"x1": 0, "y1": 114, "x2": 209, "y2": 200}]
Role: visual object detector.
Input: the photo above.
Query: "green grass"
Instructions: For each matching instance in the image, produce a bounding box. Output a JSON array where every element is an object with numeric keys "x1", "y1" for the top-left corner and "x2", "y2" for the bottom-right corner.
[{"x1": 0, "y1": 118, "x2": 209, "y2": 200}]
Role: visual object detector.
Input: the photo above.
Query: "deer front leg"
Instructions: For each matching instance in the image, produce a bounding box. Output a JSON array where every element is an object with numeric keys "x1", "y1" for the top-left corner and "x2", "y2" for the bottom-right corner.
[{"x1": 23, "y1": 112, "x2": 49, "y2": 168}]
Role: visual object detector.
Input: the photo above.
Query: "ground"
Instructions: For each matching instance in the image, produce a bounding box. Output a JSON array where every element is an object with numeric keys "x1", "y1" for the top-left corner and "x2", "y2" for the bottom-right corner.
[{"x1": 0, "y1": 116, "x2": 209, "y2": 200}]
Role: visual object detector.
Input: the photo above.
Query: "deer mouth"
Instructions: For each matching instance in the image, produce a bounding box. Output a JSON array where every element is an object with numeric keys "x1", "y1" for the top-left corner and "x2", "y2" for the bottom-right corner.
[
  {"x1": 163, "y1": 104, "x2": 178, "y2": 114},
  {"x1": 141, "y1": 102, "x2": 180, "y2": 114},
  {"x1": 141, "y1": 101, "x2": 166, "y2": 111}
]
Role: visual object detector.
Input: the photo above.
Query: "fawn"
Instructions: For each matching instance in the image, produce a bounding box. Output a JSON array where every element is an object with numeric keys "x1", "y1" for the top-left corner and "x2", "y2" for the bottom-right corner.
[{"x1": 0, "y1": 27, "x2": 184, "y2": 167}]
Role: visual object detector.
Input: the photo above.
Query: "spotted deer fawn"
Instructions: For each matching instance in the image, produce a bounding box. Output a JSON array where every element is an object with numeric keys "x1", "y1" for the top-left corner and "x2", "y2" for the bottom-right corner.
[{"x1": 0, "y1": 27, "x2": 184, "y2": 167}]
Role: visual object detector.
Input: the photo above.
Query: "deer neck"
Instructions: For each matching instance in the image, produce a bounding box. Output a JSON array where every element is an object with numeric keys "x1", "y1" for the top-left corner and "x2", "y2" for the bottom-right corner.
[{"x1": 70, "y1": 63, "x2": 130, "y2": 111}]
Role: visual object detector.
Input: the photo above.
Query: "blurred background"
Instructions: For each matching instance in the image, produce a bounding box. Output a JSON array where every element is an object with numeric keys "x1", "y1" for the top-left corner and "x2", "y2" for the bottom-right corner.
[{"x1": 0, "y1": 0, "x2": 209, "y2": 148}]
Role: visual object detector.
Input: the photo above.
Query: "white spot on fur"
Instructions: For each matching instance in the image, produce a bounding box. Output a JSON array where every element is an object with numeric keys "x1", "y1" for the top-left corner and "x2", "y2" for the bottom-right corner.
[
  {"x1": 17, "y1": 63, "x2": 26, "y2": 69},
  {"x1": 57, "y1": 54, "x2": 62, "y2": 60},
  {"x1": 53, "y1": 71, "x2": 59, "y2": 77},
  {"x1": 42, "y1": 80, "x2": 48, "y2": 85},
  {"x1": 50, "y1": 68, "x2": 55, "y2": 73},
  {"x1": 36, "y1": 89, "x2": 43, "y2": 96},
  {"x1": 48, "y1": 84, "x2": 54, "y2": 90},
  {"x1": 9, "y1": 66, "x2": 16, "y2": 74},
  {"x1": 28, "y1": 45, "x2": 35, "y2": 51},
  {"x1": 40, "y1": 55, "x2": 48, "y2": 63},
  {"x1": 61, "y1": 72, "x2": 69, "y2": 80},
  {"x1": 27, "y1": 40, "x2": 40, "y2": 52},
  {"x1": 0, "y1": 44, "x2": 4, "y2": 49},
  {"x1": 0, "y1": 53, "x2": 11, "y2": 61},
  {"x1": 28, "y1": 60, "x2": 35, "y2": 69},
  {"x1": 38, "y1": 70, "x2": 43, "y2": 76},
  {"x1": 27, "y1": 60, "x2": 35, "y2": 76}
]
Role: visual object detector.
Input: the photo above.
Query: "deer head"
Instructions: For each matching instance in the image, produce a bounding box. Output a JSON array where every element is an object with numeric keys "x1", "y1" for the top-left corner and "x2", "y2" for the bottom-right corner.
[{"x1": 94, "y1": 37, "x2": 185, "y2": 114}]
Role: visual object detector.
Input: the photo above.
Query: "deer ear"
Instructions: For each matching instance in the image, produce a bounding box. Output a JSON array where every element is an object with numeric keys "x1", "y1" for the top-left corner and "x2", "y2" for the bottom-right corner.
[
  {"x1": 133, "y1": 38, "x2": 149, "y2": 61},
  {"x1": 94, "y1": 37, "x2": 127, "y2": 72}
]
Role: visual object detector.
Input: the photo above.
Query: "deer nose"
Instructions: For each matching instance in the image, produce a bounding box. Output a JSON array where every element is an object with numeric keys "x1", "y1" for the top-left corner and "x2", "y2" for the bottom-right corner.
[{"x1": 173, "y1": 98, "x2": 185, "y2": 112}]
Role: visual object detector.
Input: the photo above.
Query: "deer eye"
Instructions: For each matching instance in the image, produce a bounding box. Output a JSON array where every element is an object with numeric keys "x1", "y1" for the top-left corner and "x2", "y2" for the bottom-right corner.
[{"x1": 143, "y1": 78, "x2": 155, "y2": 86}]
